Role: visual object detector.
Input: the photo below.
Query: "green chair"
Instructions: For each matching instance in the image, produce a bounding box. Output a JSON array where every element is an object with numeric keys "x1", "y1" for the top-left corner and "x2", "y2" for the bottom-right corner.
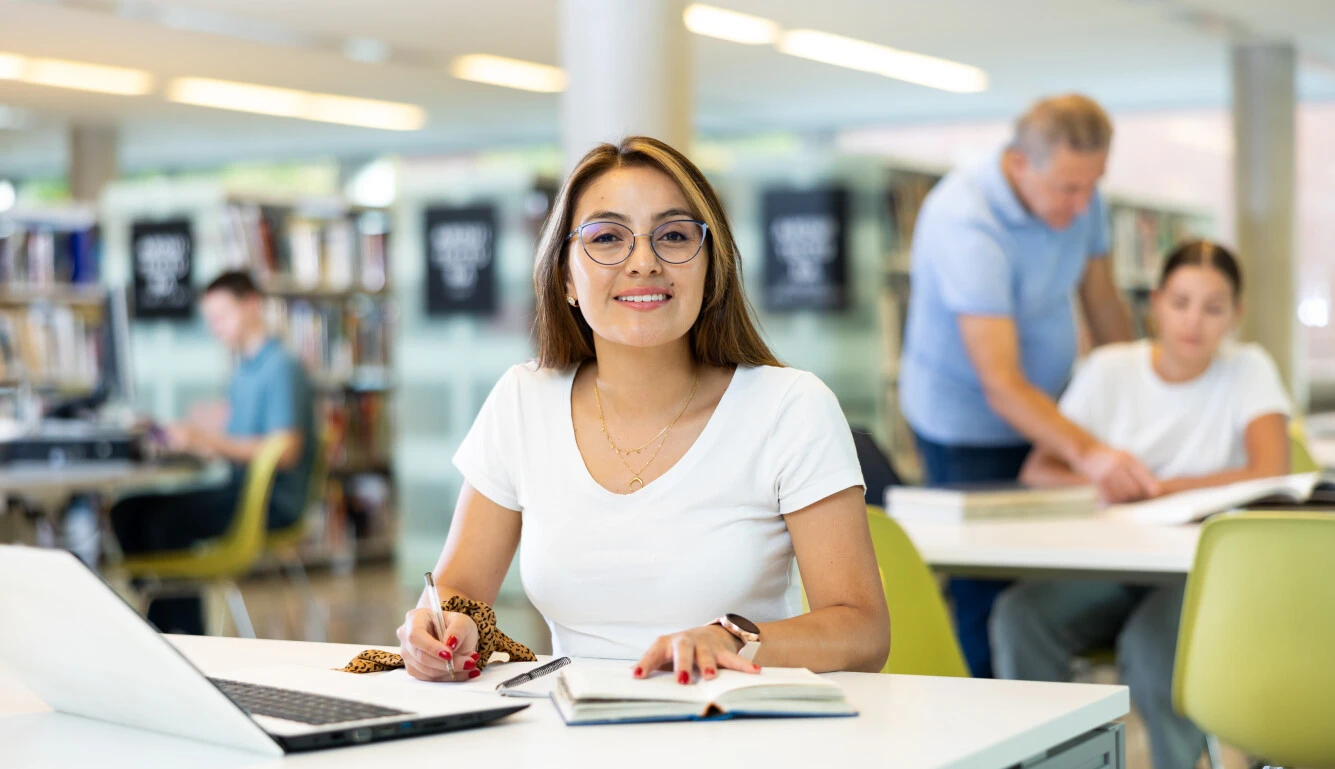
[
  {"x1": 865, "y1": 506, "x2": 969, "y2": 677},
  {"x1": 1289, "y1": 419, "x2": 1319, "y2": 474},
  {"x1": 117, "y1": 433, "x2": 291, "y2": 638},
  {"x1": 1173, "y1": 512, "x2": 1335, "y2": 769}
]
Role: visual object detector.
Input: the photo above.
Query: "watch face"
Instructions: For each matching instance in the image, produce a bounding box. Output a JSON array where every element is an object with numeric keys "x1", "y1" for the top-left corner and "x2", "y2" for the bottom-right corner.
[{"x1": 726, "y1": 613, "x2": 760, "y2": 635}]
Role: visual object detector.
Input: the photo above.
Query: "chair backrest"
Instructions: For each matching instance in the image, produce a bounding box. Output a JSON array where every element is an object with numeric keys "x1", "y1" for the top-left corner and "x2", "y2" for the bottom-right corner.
[
  {"x1": 1173, "y1": 512, "x2": 1335, "y2": 768},
  {"x1": 865, "y1": 506, "x2": 969, "y2": 677},
  {"x1": 1289, "y1": 419, "x2": 1320, "y2": 473},
  {"x1": 850, "y1": 427, "x2": 903, "y2": 508},
  {"x1": 205, "y1": 433, "x2": 293, "y2": 574}
]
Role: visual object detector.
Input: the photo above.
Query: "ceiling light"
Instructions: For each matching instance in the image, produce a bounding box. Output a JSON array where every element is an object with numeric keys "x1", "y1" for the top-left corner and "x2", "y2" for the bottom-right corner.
[
  {"x1": 684, "y1": 4, "x2": 779, "y2": 45},
  {"x1": 777, "y1": 30, "x2": 987, "y2": 93},
  {"x1": 0, "y1": 52, "x2": 153, "y2": 95},
  {"x1": 450, "y1": 54, "x2": 566, "y2": 93},
  {"x1": 167, "y1": 77, "x2": 425, "y2": 131},
  {"x1": 0, "y1": 54, "x2": 21, "y2": 80}
]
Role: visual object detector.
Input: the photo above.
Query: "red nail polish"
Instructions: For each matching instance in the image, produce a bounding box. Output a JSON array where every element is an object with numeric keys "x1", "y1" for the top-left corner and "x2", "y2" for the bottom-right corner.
[
  {"x1": 463, "y1": 659, "x2": 476, "y2": 671},
  {"x1": 446, "y1": 636, "x2": 458, "y2": 649},
  {"x1": 677, "y1": 671, "x2": 690, "y2": 685},
  {"x1": 633, "y1": 666, "x2": 643, "y2": 677},
  {"x1": 705, "y1": 668, "x2": 716, "y2": 677},
  {"x1": 468, "y1": 669, "x2": 481, "y2": 679},
  {"x1": 753, "y1": 664, "x2": 762, "y2": 672},
  {"x1": 471, "y1": 652, "x2": 480, "y2": 660},
  {"x1": 439, "y1": 650, "x2": 451, "y2": 660}
]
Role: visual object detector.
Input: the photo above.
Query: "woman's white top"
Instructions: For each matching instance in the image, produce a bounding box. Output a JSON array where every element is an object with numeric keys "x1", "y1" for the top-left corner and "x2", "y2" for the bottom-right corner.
[
  {"x1": 453, "y1": 363, "x2": 864, "y2": 660},
  {"x1": 1059, "y1": 340, "x2": 1292, "y2": 478}
]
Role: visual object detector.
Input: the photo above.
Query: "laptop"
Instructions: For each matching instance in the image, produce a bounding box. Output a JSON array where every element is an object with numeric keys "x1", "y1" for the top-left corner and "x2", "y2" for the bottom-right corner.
[{"x1": 0, "y1": 544, "x2": 528, "y2": 755}]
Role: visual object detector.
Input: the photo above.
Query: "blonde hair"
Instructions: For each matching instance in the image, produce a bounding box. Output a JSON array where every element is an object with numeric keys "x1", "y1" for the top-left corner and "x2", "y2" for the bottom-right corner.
[
  {"x1": 532, "y1": 136, "x2": 780, "y2": 370},
  {"x1": 1011, "y1": 94, "x2": 1113, "y2": 166}
]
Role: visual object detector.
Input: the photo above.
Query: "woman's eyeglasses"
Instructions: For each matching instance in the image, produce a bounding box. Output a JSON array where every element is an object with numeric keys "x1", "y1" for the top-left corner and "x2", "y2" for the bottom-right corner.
[{"x1": 566, "y1": 219, "x2": 708, "y2": 266}]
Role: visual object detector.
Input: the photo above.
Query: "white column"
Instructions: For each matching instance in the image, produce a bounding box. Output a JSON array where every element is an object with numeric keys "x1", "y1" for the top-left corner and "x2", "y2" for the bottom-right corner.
[
  {"x1": 1233, "y1": 44, "x2": 1302, "y2": 408},
  {"x1": 68, "y1": 125, "x2": 118, "y2": 204},
  {"x1": 559, "y1": 0, "x2": 690, "y2": 168}
]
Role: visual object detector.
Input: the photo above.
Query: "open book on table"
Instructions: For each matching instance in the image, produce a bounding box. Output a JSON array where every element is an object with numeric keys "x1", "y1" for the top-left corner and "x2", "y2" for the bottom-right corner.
[
  {"x1": 1107, "y1": 472, "x2": 1332, "y2": 526},
  {"x1": 552, "y1": 666, "x2": 856, "y2": 725}
]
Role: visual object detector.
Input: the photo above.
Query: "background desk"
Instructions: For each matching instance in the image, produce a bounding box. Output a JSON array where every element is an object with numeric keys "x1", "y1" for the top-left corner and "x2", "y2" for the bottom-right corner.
[
  {"x1": 898, "y1": 517, "x2": 1199, "y2": 583},
  {"x1": 0, "y1": 635, "x2": 1130, "y2": 769},
  {"x1": 0, "y1": 460, "x2": 207, "y2": 497}
]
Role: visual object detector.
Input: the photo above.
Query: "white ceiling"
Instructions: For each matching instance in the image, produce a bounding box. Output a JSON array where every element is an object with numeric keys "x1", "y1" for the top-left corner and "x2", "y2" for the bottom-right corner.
[{"x1": 0, "y1": 0, "x2": 1333, "y2": 177}]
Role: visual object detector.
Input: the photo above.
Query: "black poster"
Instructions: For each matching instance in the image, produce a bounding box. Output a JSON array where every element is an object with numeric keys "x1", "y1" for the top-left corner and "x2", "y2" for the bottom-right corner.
[
  {"x1": 131, "y1": 219, "x2": 194, "y2": 320},
  {"x1": 425, "y1": 205, "x2": 497, "y2": 316},
  {"x1": 762, "y1": 188, "x2": 850, "y2": 312}
]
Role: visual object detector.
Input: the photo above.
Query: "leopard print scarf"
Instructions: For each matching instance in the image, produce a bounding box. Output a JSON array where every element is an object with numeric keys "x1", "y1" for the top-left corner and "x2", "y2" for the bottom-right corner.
[{"x1": 341, "y1": 595, "x2": 536, "y2": 674}]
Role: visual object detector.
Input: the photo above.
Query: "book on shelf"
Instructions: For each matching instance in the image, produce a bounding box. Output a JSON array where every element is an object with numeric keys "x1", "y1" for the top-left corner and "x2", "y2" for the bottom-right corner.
[
  {"x1": 553, "y1": 666, "x2": 856, "y2": 725},
  {"x1": 266, "y1": 298, "x2": 392, "y2": 381},
  {"x1": 885, "y1": 483, "x2": 1099, "y2": 523},
  {"x1": 0, "y1": 304, "x2": 100, "y2": 388},
  {"x1": 1107, "y1": 472, "x2": 1334, "y2": 526},
  {"x1": 0, "y1": 224, "x2": 100, "y2": 289},
  {"x1": 220, "y1": 203, "x2": 389, "y2": 293},
  {"x1": 884, "y1": 171, "x2": 941, "y2": 257},
  {"x1": 1109, "y1": 205, "x2": 1195, "y2": 290}
]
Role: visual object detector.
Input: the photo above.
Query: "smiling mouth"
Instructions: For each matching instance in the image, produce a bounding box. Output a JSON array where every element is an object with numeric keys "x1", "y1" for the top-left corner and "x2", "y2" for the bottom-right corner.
[{"x1": 615, "y1": 294, "x2": 670, "y2": 303}]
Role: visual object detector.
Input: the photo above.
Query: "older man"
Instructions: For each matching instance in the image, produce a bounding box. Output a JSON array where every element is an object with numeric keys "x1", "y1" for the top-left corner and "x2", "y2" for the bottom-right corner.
[{"x1": 899, "y1": 94, "x2": 1155, "y2": 677}]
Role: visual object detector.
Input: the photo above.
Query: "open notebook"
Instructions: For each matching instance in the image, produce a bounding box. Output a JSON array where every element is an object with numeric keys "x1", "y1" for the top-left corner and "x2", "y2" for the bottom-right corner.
[
  {"x1": 552, "y1": 667, "x2": 856, "y2": 725},
  {"x1": 1109, "y1": 472, "x2": 1332, "y2": 525}
]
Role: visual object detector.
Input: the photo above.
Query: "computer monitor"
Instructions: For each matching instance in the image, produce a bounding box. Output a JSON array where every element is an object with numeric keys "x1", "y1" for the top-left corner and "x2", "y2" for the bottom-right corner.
[{"x1": 99, "y1": 284, "x2": 134, "y2": 406}]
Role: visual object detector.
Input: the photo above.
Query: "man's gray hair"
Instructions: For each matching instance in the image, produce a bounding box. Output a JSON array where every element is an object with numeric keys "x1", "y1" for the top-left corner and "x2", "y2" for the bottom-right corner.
[{"x1": 1010, "y1": 94, "x2": 1113, "y2": 166}]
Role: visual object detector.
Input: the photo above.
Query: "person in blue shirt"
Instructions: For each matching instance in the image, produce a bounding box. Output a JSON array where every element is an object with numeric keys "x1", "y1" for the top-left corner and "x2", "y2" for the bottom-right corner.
[
  {"x1": 111, "y1": 271, "x2": 316, "y2": 635},
  {"x1": 899, "y1": 94, "x2": 1151, "y2": 677}
]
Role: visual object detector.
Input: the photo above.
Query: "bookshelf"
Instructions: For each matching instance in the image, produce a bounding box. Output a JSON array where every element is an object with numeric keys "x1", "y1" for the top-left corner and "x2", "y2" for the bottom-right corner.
[
  {"x1": 0, "y1": 209, "x2": 106, "y2": 394},
  {"x1": 877, "y1": 170, "x2": 1213, "y2": 481},
  {"x1": 215, "y1": 196, "x2": 398, "y2": 570},
  {"x1": 1106, "y1": 198, "x2": 1212, "y2": 339}
]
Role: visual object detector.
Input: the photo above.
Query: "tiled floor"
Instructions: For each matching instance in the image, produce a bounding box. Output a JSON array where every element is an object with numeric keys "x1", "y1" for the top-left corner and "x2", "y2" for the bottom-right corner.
[{"x1": 233, "y1": 563, "x2": 1246, "y2": 769}]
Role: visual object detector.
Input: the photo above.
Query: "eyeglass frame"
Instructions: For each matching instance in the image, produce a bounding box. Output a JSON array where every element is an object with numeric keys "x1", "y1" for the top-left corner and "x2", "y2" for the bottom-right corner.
[{"x1": 565, "y1": 219, "x2": 710, "y2": 266}]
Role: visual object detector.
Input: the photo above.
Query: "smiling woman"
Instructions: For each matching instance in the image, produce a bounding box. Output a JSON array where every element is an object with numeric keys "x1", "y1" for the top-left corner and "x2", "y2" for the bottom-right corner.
[{"x1": 394, "y1": 136, "x2": 890, "y2": 686}]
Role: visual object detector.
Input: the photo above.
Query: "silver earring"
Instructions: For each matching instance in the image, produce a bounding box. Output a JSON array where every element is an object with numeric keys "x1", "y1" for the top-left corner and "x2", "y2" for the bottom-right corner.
[{"x1": 567, "y1": 296, "x2": 578, "y2": 307}]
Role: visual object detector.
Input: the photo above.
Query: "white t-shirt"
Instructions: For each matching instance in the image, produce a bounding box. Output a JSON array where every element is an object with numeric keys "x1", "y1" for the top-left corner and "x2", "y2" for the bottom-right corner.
[
  {"x1": 1059, "y1": 340, "x2": 1291, "y2": 479},
  {"x1": 452, "y1": 362, "x2": 865, "y2": 661}
]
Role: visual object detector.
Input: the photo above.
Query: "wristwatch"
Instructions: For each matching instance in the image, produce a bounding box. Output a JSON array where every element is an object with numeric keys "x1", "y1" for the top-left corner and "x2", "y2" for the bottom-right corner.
[{"x1": 711, "y1": 613, "x2": 762, "y2": 662}]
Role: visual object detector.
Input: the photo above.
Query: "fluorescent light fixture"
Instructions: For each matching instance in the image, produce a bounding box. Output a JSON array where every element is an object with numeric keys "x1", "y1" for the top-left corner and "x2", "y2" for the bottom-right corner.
[
  {"x1": 450, "y1": 54, "x2": 566, "y2": 93},
  {"x1": 0, "y1": 52, "x2": 153, "y2": 95},
  {"x1": 684, "y1": 4, "x2": 779, "y2": 45},
  {"x1": 0, "y1": 54, "x2": 21, "y2": 80},
  {"x1": 167, "y1": 77, "x2": 425, "y2": 131},
  {"x1": 777, "y1": 29, "x2": 987, "y2": 93}
]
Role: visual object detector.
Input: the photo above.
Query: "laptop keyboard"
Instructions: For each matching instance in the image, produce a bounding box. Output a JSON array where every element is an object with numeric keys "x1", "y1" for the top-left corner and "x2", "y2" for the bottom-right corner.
[{"x1": 209, "y1": 678, "x2": 411, "y2": 726}]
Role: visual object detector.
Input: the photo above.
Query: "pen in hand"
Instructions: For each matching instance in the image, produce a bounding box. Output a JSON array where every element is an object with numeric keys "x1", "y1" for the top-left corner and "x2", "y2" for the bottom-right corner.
[{"x1": 423, "y1": 572, "x2": 454, "y2": 677}]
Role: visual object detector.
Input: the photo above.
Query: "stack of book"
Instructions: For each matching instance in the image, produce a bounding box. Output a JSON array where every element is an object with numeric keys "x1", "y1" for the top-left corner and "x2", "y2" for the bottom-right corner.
[{"x1": 885, "y1": 483, "x2": 1098, "y2": 523}]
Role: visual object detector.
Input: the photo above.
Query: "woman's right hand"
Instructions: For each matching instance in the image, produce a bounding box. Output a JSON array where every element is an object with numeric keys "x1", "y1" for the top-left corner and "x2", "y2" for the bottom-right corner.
[{"x1": 395, "y1": 608, "x2": 481, "y2": 682}]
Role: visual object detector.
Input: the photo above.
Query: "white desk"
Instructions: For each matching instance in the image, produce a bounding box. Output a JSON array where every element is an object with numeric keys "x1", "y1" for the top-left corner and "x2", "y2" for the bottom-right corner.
[
  {"x1": 899, "y1": 516, "x2": 1200, "y2": 583},
  {"x1": 0, "y1": 635, "x2": 1129, "y2": 769}
]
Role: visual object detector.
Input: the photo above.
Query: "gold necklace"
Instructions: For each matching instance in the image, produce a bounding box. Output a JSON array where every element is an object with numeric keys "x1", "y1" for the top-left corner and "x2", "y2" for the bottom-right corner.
[{"x1": 594, "y1": 370, "x2": 701, "y2": 491}]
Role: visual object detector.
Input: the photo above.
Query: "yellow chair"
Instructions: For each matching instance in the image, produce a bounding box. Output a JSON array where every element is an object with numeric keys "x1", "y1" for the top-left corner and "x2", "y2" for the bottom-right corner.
[
  {"x1": 118, "y1": 433, "x2": 291, "y2": 638},
  {"x1": 864, "y1": 507, "x2": 969, "y2": 677},
  {"x1": 1173, "y1": 512, "x2": 1335, "y2": 769},
  {"x1": 262, "y1": 426, "x2": 337, "y2": 640},
  {"x1": 800, "y1": 508, "x2": 967, "y2": 676}
]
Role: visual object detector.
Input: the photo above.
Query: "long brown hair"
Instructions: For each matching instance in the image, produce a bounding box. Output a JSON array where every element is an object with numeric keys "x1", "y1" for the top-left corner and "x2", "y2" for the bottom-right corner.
[{"x1": 533, "y1": 136, "x2": 781, "y2": 370}]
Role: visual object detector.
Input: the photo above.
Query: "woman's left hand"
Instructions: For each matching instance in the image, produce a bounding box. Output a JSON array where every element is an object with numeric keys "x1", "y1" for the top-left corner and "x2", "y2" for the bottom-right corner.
[{"x1": 632, "y1": 624, "x2": 761, "y2": 684}]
